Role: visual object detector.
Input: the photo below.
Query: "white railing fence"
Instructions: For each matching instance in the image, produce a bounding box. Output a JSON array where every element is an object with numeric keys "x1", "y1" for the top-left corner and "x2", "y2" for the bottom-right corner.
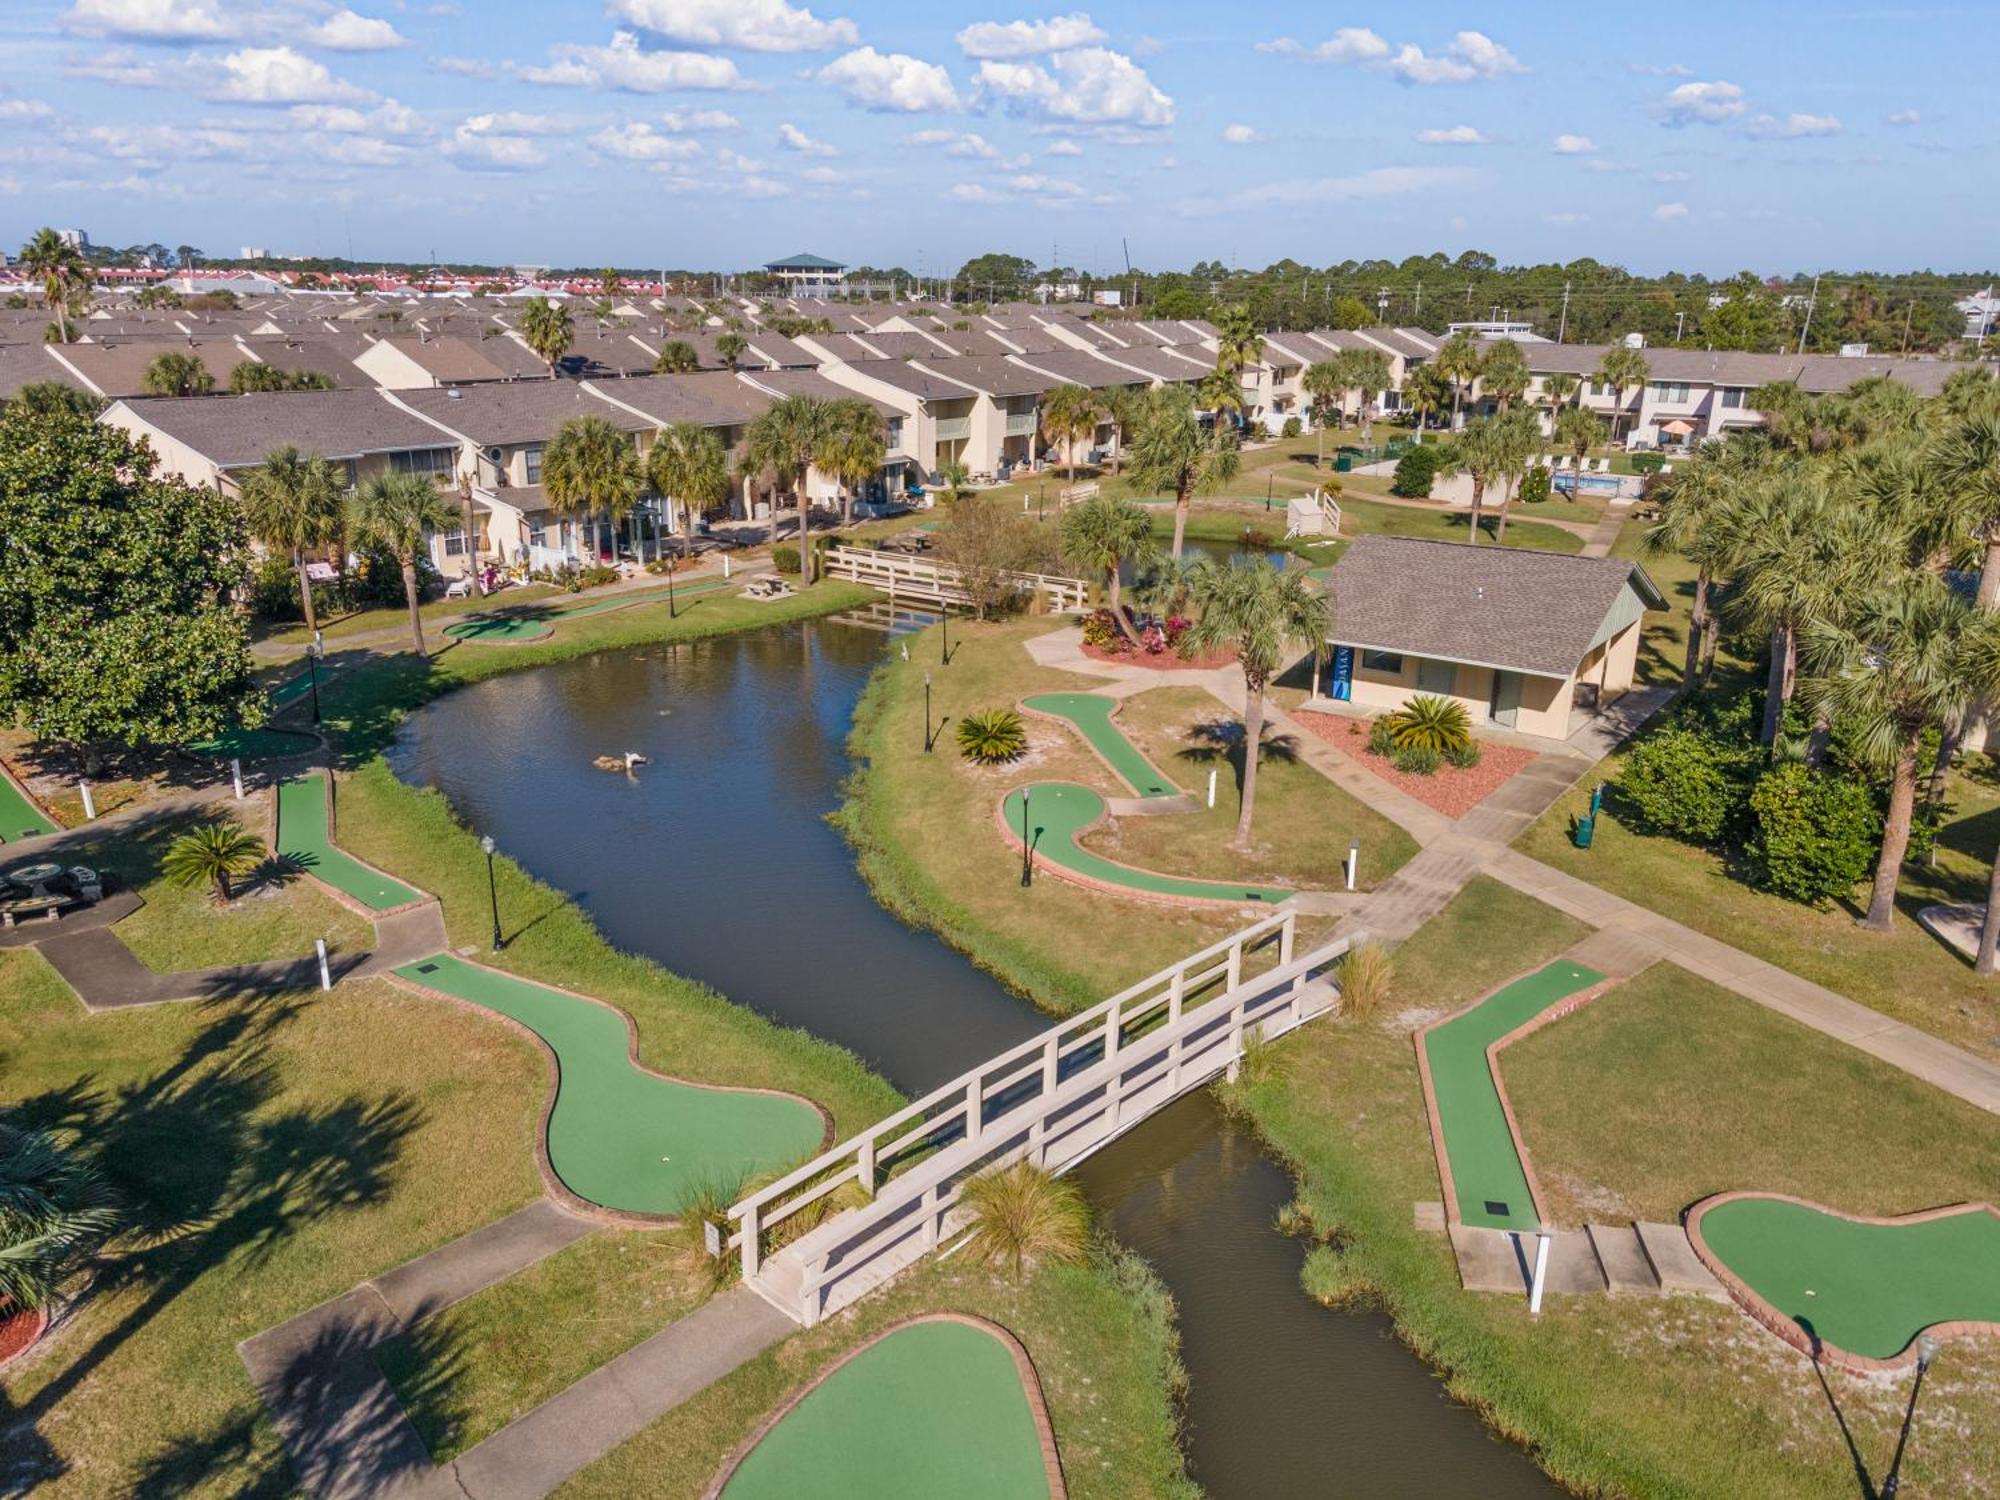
[{"x1": 822, "y1": 544, "x2": 1088, "y2": 612}]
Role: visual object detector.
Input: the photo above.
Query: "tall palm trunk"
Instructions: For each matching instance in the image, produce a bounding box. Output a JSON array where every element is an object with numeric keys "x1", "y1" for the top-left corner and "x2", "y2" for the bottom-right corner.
[
  {"x1": 1493, "y1": 478, "x2": 1515, "y2": 543},
  {"x1": 1170, "y1": 479, "x2": 1192, "y2": 559},
  {"x1": 1976, "y1": 853, "x2": 2000, "y2": 974},
  {"x1": 1233, "y1": 671, "x2": 1267, "y2": 849},
  {"x1": 1928, "y1": 722, "x2": 1960, "y2": 806},
  {"x1": 1979, "y1": 528, "x2": 2000, "y2": 610},
  {"x1": 1467, "y1": 475, "x2": 1486, "y2": 543},
  {"x1": 1681, "y1": 572, "x2": 1710, "y2": 694},
  {"x1": 401, "y1": 557, "x2": 428, "y2": 657},
  {"x1": 1105, "y1": 566, "x2": 1142, "y2": 645},
  {"x1": 459, "y1": 481, "x2": 484, "y2": 598},
  {"x1": 794, "y1": 462, "x2": 815, "y2": 585},
  {"x1": 1758, "y1": 623, "x2": 1794, "y2": 746},
  {"x1": 294, "y1": 551, "x2": 319, "y2": 635},
  {"x1": 1315, "y1": 416, "x2": 1326, "y2": 466},
  {"x1": 1863, "y1": 740, "x2": 1919, "y2": 932}
]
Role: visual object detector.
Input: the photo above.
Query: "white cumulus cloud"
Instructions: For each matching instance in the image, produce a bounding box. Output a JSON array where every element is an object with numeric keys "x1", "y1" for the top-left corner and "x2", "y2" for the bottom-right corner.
[
  {"x1": 1220, "y1": 123, "x2": 1261, "y2": 145},
  {"x1": 0, "y1": 99, "x2": 54, "y2": 121},
  {"x1": 977, "y1": 47, "x2": 1172, "y2": 127},
  {"x1": 1552, "y1": 133, "x2": 1597, "y2": 154},
  {"x1": 590, "y1": 121, "x2": 703, "y2": 160},
  {"x1": 662, "y1": 108, "x2": 740, "y2": 130},
  {"x1": 519, "y1": 32, "x2": 745, "y2": 92},
  {"x1": 1653, "y1": 201, "x2": 1689, "y2": 221},
  {"x1": 1886, "y1": 108, "x2": 1919, "y2": 126},
  {"x1": 816, "y1": 47, "x2": 962, "y2": 111},
  {"x1": 778, "y1": 121, "x2": 836, "y2": 155},
  {"x1": 289, "y1": 99, "x2": 425, "y2": 135},
  {"x1": 607, "y1": 0, "x2": 856, "y2": 52},
  {"x1": 307, "y1": 9, "x2": 404, "y2": 50},
  {"x1": 212, "y1": 46, "x2": 372, "y2": 104},
  {"x1": 1045, "y1": 137, "x2": 1081, "y2": 156},
  {"x1": 1659, "y1": 80, "x2": 1744, "y2": 126},
  {"x1": 907, "y1": 128, "x2": 998, "y2": 157},
  {"x1": 1746, "y1": 111, "x2": 1840, "y2": 139},
  {"x1": 956, "y1": 12, "x2": 1106, "y2": 59},
  {"x1": 1543, "y1": 211, "x2": 1588, "y2": 226},
  {"x1": 1264, "y1": 27, "x2": 1523, "y2": 84},
  {"x1": 61, "y1": 0, "x2": 239, "y2": 40},
  {"x1": 1416, "y1": 124, "x2": 1485, "y2": 144}
]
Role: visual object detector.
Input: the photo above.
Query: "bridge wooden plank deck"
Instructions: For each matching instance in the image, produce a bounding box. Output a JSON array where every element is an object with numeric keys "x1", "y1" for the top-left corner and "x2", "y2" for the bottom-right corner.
[{"x1": 822, "y1": 544, "x2": 1089, "y2": 614}]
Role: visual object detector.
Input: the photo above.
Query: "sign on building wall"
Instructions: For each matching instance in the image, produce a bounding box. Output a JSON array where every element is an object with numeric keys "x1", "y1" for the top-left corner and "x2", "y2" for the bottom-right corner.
[{"x1": 1331, "y1": 645, "x2": 1353, "y2": 702}]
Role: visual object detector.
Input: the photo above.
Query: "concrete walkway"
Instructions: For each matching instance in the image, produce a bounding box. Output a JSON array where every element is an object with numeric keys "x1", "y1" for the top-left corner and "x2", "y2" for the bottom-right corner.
[
  {"x1": 1579, "y1": 508, "x2": 1628, "y2": 558},
  {"x1": 239, "y1": 1199, "x2": 793, "y2": 1500}
]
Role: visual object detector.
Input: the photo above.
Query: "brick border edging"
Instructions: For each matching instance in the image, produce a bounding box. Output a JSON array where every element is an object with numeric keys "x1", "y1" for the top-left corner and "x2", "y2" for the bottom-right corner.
[
  {"x1": 698, "y1": 1312, "x2": 1068, "y2": 1500},
  {"x1": 991, "y1": 787, "x2": 1292, "y2": 912},
  {"x1": 273, "y1": 770, "x2": 432, "y2": 921},
  {"x1": 1411, "y1": 962, "x2": 1615, "y2": 1231},
  {"x1": 386, "y1": 958, "x2": 835, "y2": 1230},
  {"x1": 0, "y1": 1303, "x2": 50, "y2": 1374},
  {"x1": 1683, "y1": 1192, "x2": 2000, "y2": 1374}
]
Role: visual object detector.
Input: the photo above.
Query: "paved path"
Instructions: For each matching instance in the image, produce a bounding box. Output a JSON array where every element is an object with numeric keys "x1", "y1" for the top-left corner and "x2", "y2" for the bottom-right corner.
[{"x1": 1579, "y1": 507, "x2": 1628, "y2": 558}]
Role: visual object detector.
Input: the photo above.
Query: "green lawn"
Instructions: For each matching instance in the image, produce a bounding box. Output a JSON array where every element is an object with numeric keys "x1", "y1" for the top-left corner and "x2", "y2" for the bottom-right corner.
[{"x1": 257, "y1": 583, "x2": 567, "y2": 646}]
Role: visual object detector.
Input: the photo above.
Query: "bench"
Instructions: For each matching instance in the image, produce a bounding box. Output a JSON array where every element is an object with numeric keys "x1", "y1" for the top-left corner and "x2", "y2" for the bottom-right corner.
[{"x1": 0, "y1": 895, "x2": 67, "y2": 928}]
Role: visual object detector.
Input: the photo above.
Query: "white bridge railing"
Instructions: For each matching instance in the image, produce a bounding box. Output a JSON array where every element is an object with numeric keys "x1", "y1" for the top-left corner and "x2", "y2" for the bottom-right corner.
[
  {"x1": 822, "y1": 544, "x2": 1088, "y2": 613},
  {"x1": 715, "y1": 911, "x2": 1353, "y2": 1326}
]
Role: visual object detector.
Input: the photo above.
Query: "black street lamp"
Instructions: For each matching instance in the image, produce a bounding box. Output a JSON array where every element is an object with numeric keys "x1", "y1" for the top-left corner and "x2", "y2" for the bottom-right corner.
[
  {"x1": 940, "y1": 608, "x2": 951, "y2": 666},
  {"x1": 305, "y1": 640, "x2": 323, "y2": 724},
  {"x1": 481, "y1": 834, "x2": 503, "y2": 950},
  {"x1": 923, "y1": 671, "x2": 934, "y2": 753},
  {"x1": 1881, "y1": 1336, "x2": 1940, "y2": 1499},
  {"x1": 666, "y1": 551, "x2": 677, "y2": 618},
  {"x1": 1019, "y1": 788, "x2": 1033, "y2": 887}
]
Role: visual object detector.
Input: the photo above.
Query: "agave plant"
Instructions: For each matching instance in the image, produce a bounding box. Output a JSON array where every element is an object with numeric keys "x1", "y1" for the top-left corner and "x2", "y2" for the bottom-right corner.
[
  {"x1": 0, "y1": 1123, "x2": 119, "y2": 1312},
  {"x1": 956, "y1": 708, "x2": 1028, "y2": 764},
  {"x1": 161, "y1": 820, "x2": 265, "y2": 903},
  {"x1": 1378, "y1": 694, "x2": 1473, "y2": 755},
  {"x1": 958, "y1": 1162, "x2": 1090, "y2": 1282}
]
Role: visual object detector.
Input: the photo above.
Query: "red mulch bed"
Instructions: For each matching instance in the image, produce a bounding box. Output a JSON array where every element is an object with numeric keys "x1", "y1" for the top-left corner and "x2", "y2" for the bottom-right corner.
[
  {"x1": 1080, "y1": 641, "x2": 1238, "y2": 671},
  {"x1": 0, "y1": 1304, "x2": 47, "y2": 1368},
  {"x1": 1294, "y1": 709, "x2": 1538, "y2": 817}
]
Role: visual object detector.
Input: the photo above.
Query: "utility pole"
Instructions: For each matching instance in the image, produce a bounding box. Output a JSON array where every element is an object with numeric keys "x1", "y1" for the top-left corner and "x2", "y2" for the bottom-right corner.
[
  {"x1": 1675, "y1": 311, "x2": 1686, "y2": 342},
  {"x1": 1415, "y1": 281, "x2": 1422, "y2": 319},
  {"x1": 1376, "y1": 287, "x2": 1388, "y2": 324},
  {"x1": 1795, "y1": 272, "x2": 1821, "y2": 355},
  {"x1": 1900, "y1": 299, "x2": 1915, "y2": 355},
  {"x1": 1556, "y1": 282, "x2": 1571, "y2": 344}
]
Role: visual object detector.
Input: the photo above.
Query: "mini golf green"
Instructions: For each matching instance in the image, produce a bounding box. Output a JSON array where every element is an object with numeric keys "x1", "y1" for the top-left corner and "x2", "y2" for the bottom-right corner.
[
  {"x1": 1693, "y1": 1197, "x2": 2000, "y2": 1363},
  {"x1": 393, "y1": 953, "x2": 822, "y2": 1216},
  {"x1": 1421, "y1": 961, "x2": 1603, "y2": 1232},
  {"x1": 1003, "y1": 782, "x2": 1291, "y2": 906},
  {"x1": 719, "y1": 1320, "x2": 1052, "y2": 1500},
  {"x1": 442, "y1": 577, "x2": 738, "y2": 642},
  {"x1": 186, "y1": 725, "x2": 318, "y2": 760},
  {"x1": 275, "y1": 773, "x2": 422, "y2": 912},
  {"x1": 0, "y1": 768, "x2": 57, "y2": 842},
  {"x1": 1022, "y1": 693, "x2": 1179, "y2": 798}
]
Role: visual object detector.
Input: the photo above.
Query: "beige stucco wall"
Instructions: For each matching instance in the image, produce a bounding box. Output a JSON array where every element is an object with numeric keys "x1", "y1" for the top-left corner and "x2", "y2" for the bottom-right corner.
[{"x1": 1336, "y1": 646, "x2": 1578, "y2": 742}]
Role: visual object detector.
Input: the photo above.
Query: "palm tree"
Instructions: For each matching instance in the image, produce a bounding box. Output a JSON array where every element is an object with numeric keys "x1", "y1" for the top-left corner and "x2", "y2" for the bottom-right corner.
[
  {"x1": 654, "y1": 339, "x2": 698, "y2": 374},
  {"x1": 162, "y1": 818, "x2": 264, "y2": 903},
  {"x1": 1800, "y1": 574, "x2": 2000, "y2": 931},
  {"x1": 1403, "y1": 364, "x2": 1452, "y2": 442},
  {"x1": 1197, "y1": 365, "x2": 1246, "y2": 433},
  {"x1": 542, "y1": 415, "x2": 644, "y2": 572},
  {"x1": 1058, "y1": 495, "x2": 1154, "y2": 634},
  {"x1": 1644, "y1": 440, "x2": 1752, "y2": 693},
  {"x1": 1445, "y1": 417, "x2": 1514, "y2": 542},
  {"x1": 742, "y1": 394, "x2": 856, "y2": 585},
  {"x1": 0, "y1": 1122, "x2": 118, "y2": 1314},
  {"x1": 1038, "y1": 383, "x2": 1099, "y2": 480},
  {"x1": 1341, "y1": 349, "x2": 1392, "y2": 442},
  {"x1": 1213, "y1": 304, "x2": 1264, "y2": 379},
  {"x1": 1480, "y1": 339, "x2": 1530, "y2": 412},
  {"x1": 1933, "y1": 411, "x2": 2000, "y2": 608},
  {"x1": 714, "y1": 332, "x2": 748, "y2": 370},
  {"x1": 142, "y1": 351, "x2": 212, "y2": 397},
  {"x1": 1182, "y1": 560, "x2": 1327, "y2": 848},
  {"x1": 1432, "y1": 331, "x2": 1483, "y2": 431},
  {"x1": 519, "y1": 295, "x2": 573, "y2": 378},
  {"x1": 822, "y1": 399, "x2": 889, "y2": 530},
  {"x1": 348, "y1": 472, "x2": 459, "y2": 656},
  {"x1": 1094, "y1": 385, "x2": 1138, "y2": 474},
  {"x1": 934, "y1": 459, "x2": 970, "y2": 504},
  {"x1": 1125, "y1": 386, "x2": 1240, "y2": 559},
  {"x1": 646, "y1": 422, "x2": 731, "y2": 554},
  {"x1": 1541, "y1": 371, "x2": 1580, "y2": 411},
  {"x1": 238, "y1": 446, "x2": 345, "y2": 634},
  {"x1": 1552, "y1": 405, "x2": 1604, "y2": 502},
  {"x1": 1302, "y1": 359, "x2": 1346, "y2": 463},
  {"x1": 19, "y1": 228, "x2": 87, "y2": 346},
  {"x1": 1484, "y1": 409, "x2": 1542, "y2": 542},
  {"x1": 1594, "y1": 346, "x2": 1650, "y2": 443}
]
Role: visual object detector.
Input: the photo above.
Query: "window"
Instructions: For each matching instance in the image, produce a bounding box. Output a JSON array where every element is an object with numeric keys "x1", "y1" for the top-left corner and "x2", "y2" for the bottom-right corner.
[
  {"x1": 1360, "y1": 650, "x2": 1404, "y2": 674},
  {"x1": 886, "y1": 417, "x2": 904, "y2": 449},
  {"x1": 440, "y1": 528, "x2": 466, "y2": 557},
  {"x1": 1649, "y1": 381, "x2": 1691, "y2": 403},
  {"x1": 1720, "y1": 387, "x2": 1745, "y2": 409},
  {"x1": 527, "y1": 521, "x2": 546, "y2": 548},
  {"x1": 389, "y1": 446, "x2": 454, "y2": 478},
  {"x1": 1417, "y1": 658, "x2": 1456, "y2": 695},
  {"x1": 523, "y1": 444, "x2": 544, "y2": 485}
]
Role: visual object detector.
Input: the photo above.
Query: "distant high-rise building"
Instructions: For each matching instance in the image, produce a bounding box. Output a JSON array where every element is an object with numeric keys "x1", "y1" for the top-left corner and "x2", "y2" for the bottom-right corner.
[
  {"x1": 241, "y1": 246, "x2": 268, "y2": 260},
  {"x1": 56, "y1": 228, "x2": 89, "y2": 251}
]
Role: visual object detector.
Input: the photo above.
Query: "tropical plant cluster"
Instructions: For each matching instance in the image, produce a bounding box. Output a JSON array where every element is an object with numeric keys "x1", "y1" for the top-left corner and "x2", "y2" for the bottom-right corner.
[{"x1": 956, "y1": 708, "x2": 1028, "y2": 764}]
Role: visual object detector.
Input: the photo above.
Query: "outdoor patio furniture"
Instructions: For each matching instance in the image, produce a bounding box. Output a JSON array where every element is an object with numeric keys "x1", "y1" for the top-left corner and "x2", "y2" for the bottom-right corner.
[
  {"x1": 444, "y1": 576, "x2": 473, "y2": 599},
  {"x1": 68, "y1": 866, "x2": 102, "y2": 902}
]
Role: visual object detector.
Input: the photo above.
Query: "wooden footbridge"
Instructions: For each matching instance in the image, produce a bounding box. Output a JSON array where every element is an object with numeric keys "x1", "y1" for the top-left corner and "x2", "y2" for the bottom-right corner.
[
  {"x1": 713, "y1": 911, "x2": 1353, "y2": 1326},
  {"x1": 822, "y1": 544, "x2": 1089, "y2": 613}
]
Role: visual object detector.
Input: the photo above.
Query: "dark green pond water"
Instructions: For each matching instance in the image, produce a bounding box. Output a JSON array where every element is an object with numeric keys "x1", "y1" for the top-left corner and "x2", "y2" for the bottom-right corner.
[{"x1": 388, "y1": 617, "x2": 1558, "y2": 1498}]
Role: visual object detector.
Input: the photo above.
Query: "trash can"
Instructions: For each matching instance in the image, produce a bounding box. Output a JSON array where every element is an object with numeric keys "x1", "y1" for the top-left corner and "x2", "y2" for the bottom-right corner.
[
  {"x1": 1573, "y1": 815, "x2": 1595, "y2": 849},
  {"x1": 1334, "y1": 454, "x2": 1353, "y2": 473}
]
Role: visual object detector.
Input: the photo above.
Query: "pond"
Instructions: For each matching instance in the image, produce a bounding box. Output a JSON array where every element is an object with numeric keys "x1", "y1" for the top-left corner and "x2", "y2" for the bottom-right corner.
[{"x1": 388, "y1": 618, "x2": 1559, "y2": 1498}]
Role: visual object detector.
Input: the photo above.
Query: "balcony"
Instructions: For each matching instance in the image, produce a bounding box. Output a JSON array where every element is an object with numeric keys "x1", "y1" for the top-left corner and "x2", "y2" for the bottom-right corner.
[
  {"x1": 934, "y1": 416, "x2": 971, "y2": 441},
  {"x1": 1004, "y1": 411, "x2": 1038, "y2": 436}
]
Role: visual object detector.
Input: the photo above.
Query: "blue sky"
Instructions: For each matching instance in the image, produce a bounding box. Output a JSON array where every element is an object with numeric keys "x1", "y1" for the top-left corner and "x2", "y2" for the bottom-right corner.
[{"x1": 3, "y1": 1, "x2": 1993, "y2": 275}]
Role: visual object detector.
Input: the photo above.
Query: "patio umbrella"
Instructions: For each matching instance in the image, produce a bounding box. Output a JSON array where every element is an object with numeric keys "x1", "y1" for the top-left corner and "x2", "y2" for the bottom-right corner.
[{"x1": 1661, "y1": 419, "x2": 1695, "y2": 437}]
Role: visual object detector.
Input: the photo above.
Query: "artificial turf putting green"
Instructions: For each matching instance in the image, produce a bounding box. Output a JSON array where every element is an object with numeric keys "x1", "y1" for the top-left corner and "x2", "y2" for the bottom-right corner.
[
  {"x1": 1694, "y1": 1197, "x2": 2000, "y2": 1362},
  {"x1": 393, "y1": 953, "x2": 824, "y2": 1216},
  {"x1": 1002, "y1": 782, "x2": 1292, "y2": 906},
  {"x1": 719, "y1": 1320, "x2": 1052, "y2": 1500},
  {"x1": 275, "y1": 772, "x2": 423, "y2": 912},
  {"x1": 1421, "y1": 960, "x2": 1604, "y2": 1232},
  {"x1": 0, "y1": 767, "x2": 58, "y2": 842},
  {"x1": 442, "y1": 576, "x2": 739, "y2": 642},
  {"x1": 1022, "y1": 693, "x2": 1179, "y2": 799},
  {"x1": 185, "y1": 724, "x2": 319, "y2": 760}
]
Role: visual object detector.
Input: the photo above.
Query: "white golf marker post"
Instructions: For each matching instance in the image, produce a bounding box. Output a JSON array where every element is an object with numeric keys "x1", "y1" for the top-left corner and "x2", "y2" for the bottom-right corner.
[
  {"x1": 79, "y1": 780, "x2": 96, "y2": 821},
  {"x1": 316, "y1": 938, "x2": 332, "y2": 992},
  {"x1": 1529, "y1": 1231, "x2": 1552, "y2": 1316},
  {"x1": 1345, "y1": 841, "x2": 1359, "y2": 891},
  {"x1": 1207, "y1": 768, "x2": 1217, "y2": 808},
  {"x1": 231, "y1": 758, "x2": 245, "y2": 800},
  {"x1": 723, "y1": 553, "x2": 731, "y2": 579}
]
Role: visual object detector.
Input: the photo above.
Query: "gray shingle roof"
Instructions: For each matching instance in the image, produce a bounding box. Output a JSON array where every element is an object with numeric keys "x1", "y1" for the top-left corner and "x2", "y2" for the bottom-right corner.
[
  {"x1": 1327, "y1": 535, "x2": 1664, "y2": 678},
  {"x1": 112, "y1": 388, "x2": 458, "y2": 469},
  {"x1": 397, "y1": 381, "x2": 653, "y2": 446}
]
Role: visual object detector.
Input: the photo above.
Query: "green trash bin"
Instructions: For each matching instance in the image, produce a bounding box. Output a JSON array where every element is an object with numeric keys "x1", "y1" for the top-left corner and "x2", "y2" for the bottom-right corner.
[
  {"x1": 1573, "y1": 814, "x2": 1595, "y2": 849},
  {"x1": 1334, "y1": 454, "x2": 1353, "y2": 473}
]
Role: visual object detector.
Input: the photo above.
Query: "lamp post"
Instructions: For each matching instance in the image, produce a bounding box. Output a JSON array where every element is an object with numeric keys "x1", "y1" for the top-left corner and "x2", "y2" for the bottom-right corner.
[
  {"x1": 1019, "y1": 788, "x2": 1033, "y2": 887},
  {"x1": 481, "y1": 834, "x2": 503, "y2": 950},
  {"x1": 665, "y1": 544, "x2": 677, "y2": 619},
  {"x1": 940, "y1": 607, "x2": 951, "y2": 666},
  {"x1": 305, "y1": 640, "x2": 323, "y2": 724},
  {"x1": 1881, "y1": 1336, "x2": 1940, "y2": 1499},
  {"x1": 923, "y1": 671, "x2": 934, "y2": 752}
]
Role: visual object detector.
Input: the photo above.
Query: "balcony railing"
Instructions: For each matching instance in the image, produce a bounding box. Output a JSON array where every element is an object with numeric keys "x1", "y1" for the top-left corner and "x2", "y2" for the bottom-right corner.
[{"x1": 934, "y1": 416, "x2": 971, "y2": 441}]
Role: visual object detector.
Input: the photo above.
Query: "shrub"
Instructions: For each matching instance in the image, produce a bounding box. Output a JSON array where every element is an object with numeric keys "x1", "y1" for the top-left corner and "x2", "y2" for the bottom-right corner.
[
  {"x1": 1281, "y1": 415, "x2": 1303, "y2": 438},
  {"x1": 1140, "y1": 622, "x2": 1168, "y2": 655},
  {"x1": 1391, "y1": 444, "x2": 1442, "y2": 498},
  {"x1": 1443, "y1": 739, "x2": 1482, "y2": 770},
  {"x1": 1630, "y1": 452, "x2": 1666, "y2": 474},
  {"x1": 1616, "y1": 725, "x2": 1757, "y2": 842},
  {"x1": 771, "y1": 543, "x2": 801, "y2": 574},
  {"x1": 1238, "y1": 527, "x2": 1277, "y2": 551},
  {"x1": 577, "y1": 564, "x2": 619, "y2": 589},
  {"x1": 956, "y1": 708, "x2": 1028, "y2": 764},
  {"x1": 1393, "y1": 743, "x2": 1441, "y2": 775},
  {"x1": 1379, "y1": 694, "x2": 1473, "y2": 754},
  {"x1": 246, "y1": 554, "x2": 306, "y2": 622},
  {"x1": 1747, "y1": 763, "x2": 1879, "y2": 907},
  {"x1": 1079, "y1": 608, "x2": 1120, "y2": 649},
  {"x1": 959, "y1": 1162, "x2": 1090, "y2": 1282},
  {"x1": 1366, "y1": 717, "x2": 1399, "y2": 757},
  {"x1": 1337, "y1": 941, "x2": 1394, "y2": 1019},
  {"x1": 161, "y1": 820, "x2": 264, "y2": 902},
  {"x1": 0, "y1": 1123, "x2": 120, "y2": 1312},
  {"x1": 1163, "y1": 615, "x2": 1191, "y2": 647},
  {"x1": 1517, "y1": 464, "x2": 1552, "y2": 505}
]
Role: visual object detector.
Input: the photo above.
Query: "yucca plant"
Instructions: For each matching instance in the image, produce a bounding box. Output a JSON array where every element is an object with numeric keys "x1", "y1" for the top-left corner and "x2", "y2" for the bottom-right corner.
[
  {"x1": 160, "y1": 820, "x2": 264, "y2": 903},
  {"x1": 1379, "y1": 694, "x2": 1473, "y2": 754},
  {"x1": 958, "y1": 1162, "x2": 1090, "y2": 1282},
  {"x1": 1337, "y1": 941, "x2": 1394, "y2": 1020},
  {"x1": 0, "y1": 1123, "x2": 119, "y2": 1312},
  {"x1": 956, "y1": 708, "x2": 1028, "y2": 764}
]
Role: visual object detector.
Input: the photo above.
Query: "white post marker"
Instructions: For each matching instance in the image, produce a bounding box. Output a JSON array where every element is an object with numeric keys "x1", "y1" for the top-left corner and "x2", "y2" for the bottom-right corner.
[
  {"x1": 231, "y1": 758, "x2": 245, "y2": 800},
  {"x1": 1528, "y1": 1231, "x2": 1552, "y2": 1316},
  {"x1": 315, "y1": 938, "x2": 332, "y2": 992},
  {"x1": 723, "y1": 553, "x2": 732, "y2": 579},
  {"x1": 1345, "y1": 841, "x2": 1359, "y2": 891},
  {"x1": 1206, "y1": 768, "x2": 1218, "y2": 808},
  {"x1": 79, "y1": 780, "x2": 96, "y2": 821}
]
